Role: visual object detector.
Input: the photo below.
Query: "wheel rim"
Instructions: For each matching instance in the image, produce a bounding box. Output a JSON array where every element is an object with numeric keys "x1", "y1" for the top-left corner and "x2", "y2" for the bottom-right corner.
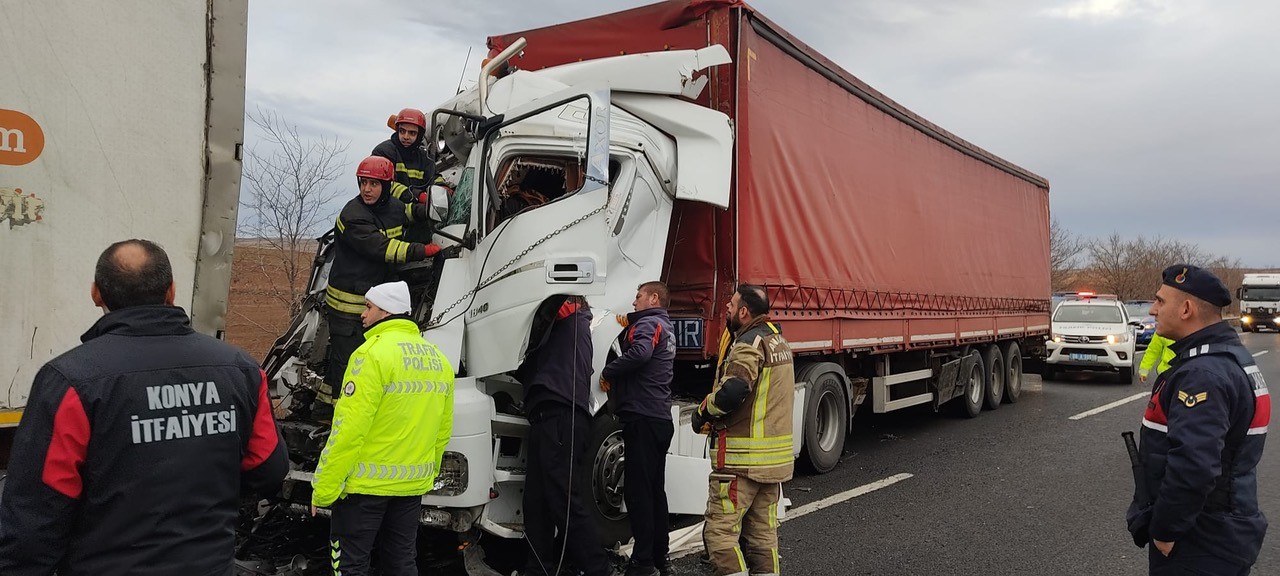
[
  {"x1": 815, "y1": 387, "x2": 842, "y2": 452},
  {"x1": 968, "y1": 364, "x2": 983, "y2": 404},
  {"x1": 991, "y1": 359, "x2": 1004, "y2": 398},
  {"x1": 592, "y1": 429, "x2": 627, "y2": 521},
  {"x1": 1007, "y1": 354, "x2": 1022, "y2": 395}
]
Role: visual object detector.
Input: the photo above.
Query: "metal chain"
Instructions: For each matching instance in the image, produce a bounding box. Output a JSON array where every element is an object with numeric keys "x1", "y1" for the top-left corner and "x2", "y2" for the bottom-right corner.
[{"x1": 428, "y1": 203, "x2": 607, "y2": 327}]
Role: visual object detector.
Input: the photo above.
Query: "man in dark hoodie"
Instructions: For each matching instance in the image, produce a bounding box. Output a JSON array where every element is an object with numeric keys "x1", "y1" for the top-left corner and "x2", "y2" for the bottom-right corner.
[
  {"x1": 601, "y1": 282, "x2": 676, "y2": 576},
  {"x1": 517, "y1": 295, "x2": 620, "y2": 576},
  {"x1": 316, "y1": 156, "x2": 441, "y2": 417}
]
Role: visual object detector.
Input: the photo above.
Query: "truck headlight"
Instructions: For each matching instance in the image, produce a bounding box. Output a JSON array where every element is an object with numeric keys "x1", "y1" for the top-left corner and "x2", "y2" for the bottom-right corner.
[
  {"x1": 1242, "y1": 315, "x2": 1253, "y2": 324},
  {"x1": 1051, "y1": 333, "x2": 1062, "y2": 343},
  {"x1": 430, "y1": 452, "x2": 468, "y2": 497}
]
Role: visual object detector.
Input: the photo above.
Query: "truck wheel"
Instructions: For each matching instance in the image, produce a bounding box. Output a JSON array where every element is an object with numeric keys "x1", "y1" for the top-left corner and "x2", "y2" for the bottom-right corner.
[
  {"x1": 579, "y1": 413, "x2": 632, "y2": 548},
  {"x1": 1119, "y1": 366, "x2": 1134, "y2": 384},
  {"x1": 1002, "y1": 341, "x2": 1023, "y2": 404},
  {"x1": 801, "y1": 367, "x2": 848, "y2": 474},
  {"x1": 982, "y1": 345, "x2": 1004, "y2": 410},
  {"x1": 1042, "y1": 364, "x2": 1057, "y2": 381},
  {"x1": 956, "y1": 350, "x2": 984, "y2": 418}
]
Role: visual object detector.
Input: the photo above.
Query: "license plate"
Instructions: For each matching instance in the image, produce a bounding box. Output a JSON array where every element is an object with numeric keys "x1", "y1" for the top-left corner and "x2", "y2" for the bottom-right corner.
[
  {"x1": 673, "y1": 318, "x2": 705, "y2": 350},
  {"x1": 1069, "y1": 353, "x2": 1095, "y2": 361}
]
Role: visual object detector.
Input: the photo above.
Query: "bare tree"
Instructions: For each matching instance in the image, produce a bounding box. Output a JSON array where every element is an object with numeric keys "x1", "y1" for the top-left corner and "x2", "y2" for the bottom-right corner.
[
  {"x1": 1085, "y1": 234, "x2": 1245, "y2": 304},
  {"x1": 1050, "y1": 218, "x2": 1085, "y2": 291},
  {"x1": 238, "y1": 108, "x2": 349, "y2": 316}
]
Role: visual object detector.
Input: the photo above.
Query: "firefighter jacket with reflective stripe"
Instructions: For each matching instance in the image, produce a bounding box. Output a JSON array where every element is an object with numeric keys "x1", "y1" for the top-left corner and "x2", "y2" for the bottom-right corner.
[
  {"x1": 1127, "y1": 321, "x2": 1269, "y2": 565},
  {"x1": 326, "y1": 194, "x2": 433, "y2": 315},
  {"x1": 1140, "y1": 334, "x2": 1176, "y2": 378},
  {"x1": 372, "y1": 136, "x2": 431, "y2": 198},
  {"x1": 312, "y1": 317, "x2": 455, "y2": 506},
  {"x1": 0, "y1": 306, "x2": 288, "y2": 576},
  {"x1": 705, "y1": 316, "x2": 795, "y2": 483},
  {"x1": 602, "y1": 307, "x2": 675, "y2": 421}
]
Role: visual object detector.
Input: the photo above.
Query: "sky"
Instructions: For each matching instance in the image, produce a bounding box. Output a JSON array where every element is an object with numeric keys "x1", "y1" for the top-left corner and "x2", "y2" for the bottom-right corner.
[{"x1": 245, "y1": 0, "x2": 1280, "y2": 267}]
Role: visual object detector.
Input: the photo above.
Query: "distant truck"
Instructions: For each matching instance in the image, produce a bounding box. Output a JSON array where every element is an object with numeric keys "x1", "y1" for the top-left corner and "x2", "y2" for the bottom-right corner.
[
  {"x1": 0, "y1": 2, "x2": 247, "y2": 458},
  {"x1": 257, "y1": 0, "x2": 1052, "y2": 571},
  {"x1": 1239, "y1": 273, "x2": 1280, "y2": 332}
]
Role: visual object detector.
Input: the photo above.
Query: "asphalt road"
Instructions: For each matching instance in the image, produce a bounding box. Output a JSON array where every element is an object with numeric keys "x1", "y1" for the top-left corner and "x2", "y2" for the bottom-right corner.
[{"x1": 662, "y1": 330, "x2": 1278, "y2": 576}]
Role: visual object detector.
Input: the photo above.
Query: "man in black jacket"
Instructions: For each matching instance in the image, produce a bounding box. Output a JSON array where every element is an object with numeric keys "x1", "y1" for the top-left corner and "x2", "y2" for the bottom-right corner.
[
  {"x1": 517, "y1": 296, "x2": 619, "y2": 576},
  {"x1": 0, "y1": 239, "x2": 289, "y2": 575},
  {"x1": 602, "y1": 282, "x2": 676, "y2": 576},
  {"x1": 317, "y1": 156, "x2": 441, "y2": 415}
]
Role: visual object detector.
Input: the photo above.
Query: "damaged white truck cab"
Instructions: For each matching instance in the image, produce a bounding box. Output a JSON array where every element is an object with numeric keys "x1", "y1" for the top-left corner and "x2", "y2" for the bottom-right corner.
[{"x1": 265, "y1": 42, "x2": 795, "y2": 553}]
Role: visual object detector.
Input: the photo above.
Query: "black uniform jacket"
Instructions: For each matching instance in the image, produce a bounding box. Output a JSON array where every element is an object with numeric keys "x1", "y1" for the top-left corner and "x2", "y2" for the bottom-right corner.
[
  {"x1": 0, "y1": 305, "x2": 288, "y2": 575},
  {"x1": 1127, "y1": 321, "x2": 1269, "y2": 564}
]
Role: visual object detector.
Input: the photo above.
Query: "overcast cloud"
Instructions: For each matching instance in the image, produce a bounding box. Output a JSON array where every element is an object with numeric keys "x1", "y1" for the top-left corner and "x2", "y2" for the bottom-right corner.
[{"x1": 246, "y1": 0, "x2": 1280, "y2": 266}]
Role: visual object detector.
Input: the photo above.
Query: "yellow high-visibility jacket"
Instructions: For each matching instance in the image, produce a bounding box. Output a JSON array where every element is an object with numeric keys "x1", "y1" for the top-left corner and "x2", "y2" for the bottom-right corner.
[
  {"x1": 312, "y1": 318, "x2": 454, "y2": 506},
  {"x1": 1140, "y1": 334, "x2": 1176, "y2": 379}
]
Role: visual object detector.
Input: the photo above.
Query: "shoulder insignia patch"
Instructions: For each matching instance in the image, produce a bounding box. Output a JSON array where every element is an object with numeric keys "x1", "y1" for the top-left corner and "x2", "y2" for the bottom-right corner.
[
  {"x1": 1177, "y1": 390, "x2": 1208, "y2": 408},
  {"x1": 344, "y1": 381, "x2": 357, "y2": 397}
]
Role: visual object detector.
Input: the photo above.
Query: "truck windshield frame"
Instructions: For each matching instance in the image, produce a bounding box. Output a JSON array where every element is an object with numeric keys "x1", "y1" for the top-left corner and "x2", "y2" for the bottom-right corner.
[{"x1": 1241, "y1": 286, "x2": 1280, "y2": 301}]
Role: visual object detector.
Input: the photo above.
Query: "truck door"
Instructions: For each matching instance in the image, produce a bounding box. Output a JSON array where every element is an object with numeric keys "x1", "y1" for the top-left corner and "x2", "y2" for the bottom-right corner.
[{"x1": 427, "y1": 87, "x2": 614, "y2": 379}]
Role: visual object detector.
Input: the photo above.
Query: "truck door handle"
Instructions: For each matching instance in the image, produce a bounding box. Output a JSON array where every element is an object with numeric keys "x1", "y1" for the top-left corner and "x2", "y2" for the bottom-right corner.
[{"x1": 546, "y1": 259, "x2": 596, "y2": 284}]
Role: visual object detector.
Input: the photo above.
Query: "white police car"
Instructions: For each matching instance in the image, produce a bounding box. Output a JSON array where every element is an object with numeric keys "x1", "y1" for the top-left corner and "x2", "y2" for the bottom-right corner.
[{"x1": 1044, "y1": 297, "x2": 1139, "y2": 383}]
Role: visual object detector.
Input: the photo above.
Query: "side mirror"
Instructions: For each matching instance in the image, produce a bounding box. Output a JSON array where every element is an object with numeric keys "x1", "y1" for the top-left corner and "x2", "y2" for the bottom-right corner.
[
  {"x1": 1237, "y1": 287, "x2": 1244, "y2": 299},
  {"x1": 1128, "y1": 320, "x2": 1143, "y2": 328}
]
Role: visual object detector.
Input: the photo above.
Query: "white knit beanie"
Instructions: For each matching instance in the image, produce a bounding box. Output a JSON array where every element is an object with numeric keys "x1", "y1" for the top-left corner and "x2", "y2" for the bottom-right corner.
[{"x1": 364, "y1": 281, "x2": 411, "y2": 314}]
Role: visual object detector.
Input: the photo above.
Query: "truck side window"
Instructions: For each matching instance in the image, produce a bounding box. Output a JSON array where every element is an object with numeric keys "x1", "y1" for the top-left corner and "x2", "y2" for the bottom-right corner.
[{"x1": 486, "y1": 155, "x2": 620, "y2": 231}]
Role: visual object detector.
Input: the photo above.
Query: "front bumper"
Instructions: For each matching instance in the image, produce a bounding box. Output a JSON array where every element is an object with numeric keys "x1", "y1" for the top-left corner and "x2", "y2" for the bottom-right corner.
[{"x1": 1046, "y1": 340, "x2": 1133, "y2": 369}]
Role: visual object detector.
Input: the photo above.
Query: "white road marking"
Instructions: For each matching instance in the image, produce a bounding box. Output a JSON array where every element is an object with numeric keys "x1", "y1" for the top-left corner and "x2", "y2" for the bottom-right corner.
[
  {"x1": 1068, "y1": 392, "x2": 1150, "y2": 421},
  {"x1": 667, "y1": 473, "x2": 914, "y2": 559},
  {"x1": 1253, "y1": 350, "x2": 1269, "y2": 358},
  {"x1": 782, "y1": 473, "x2": 914, "y2": 521}
]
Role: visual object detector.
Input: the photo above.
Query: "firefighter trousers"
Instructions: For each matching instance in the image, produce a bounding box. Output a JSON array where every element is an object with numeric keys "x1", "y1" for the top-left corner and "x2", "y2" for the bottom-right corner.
[
  {"x1": 705, "y1": 473, "x2": 781, "y2": 576},
  {"x1": 329, "y1": 494, "x2": 421, "y2": 576}
]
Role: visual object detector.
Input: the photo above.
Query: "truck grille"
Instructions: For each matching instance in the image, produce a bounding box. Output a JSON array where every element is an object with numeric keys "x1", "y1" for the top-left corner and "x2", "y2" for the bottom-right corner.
[{"x1": 1062, "y1": 335, "x2": 1107, "y2": 344}]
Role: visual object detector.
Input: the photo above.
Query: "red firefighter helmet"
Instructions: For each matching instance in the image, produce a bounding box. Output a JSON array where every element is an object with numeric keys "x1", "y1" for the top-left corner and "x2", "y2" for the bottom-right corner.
[
  {"x1": 394, "y1": 108, "x2": 427, "y2": 130},
  {"x1": 356, "y1": 156, "x2": 395, "y2": 181}
]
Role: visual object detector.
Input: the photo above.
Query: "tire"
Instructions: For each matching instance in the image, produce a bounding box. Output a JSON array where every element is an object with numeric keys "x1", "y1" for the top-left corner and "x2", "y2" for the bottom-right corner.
[
  {"x1": 800, "y1": 366, "x2": 849, "y2": 474},
  {"x1": 1119, "y1": 366, "x2": 1134, "y2": 384},
  {"x1": 1003, "y1": 341, "x2": 1023, "y2": 404},
  {"x1": 1042, "y1": 364, "x2": 1057, "y2": 381},
  {"x1": 955, "y1": 350, "x2": 984, "y2": 418},
  {"x1": 982, "y1": 345, "x2": 1004, "y2": 410},
  {"x1": 578, "y1": 413, "x2": 632, "y2": 548}
]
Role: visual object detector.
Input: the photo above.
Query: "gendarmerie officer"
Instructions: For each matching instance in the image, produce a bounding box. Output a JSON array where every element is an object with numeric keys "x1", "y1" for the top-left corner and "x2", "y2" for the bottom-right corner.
[{"x1": 1127, "y1": 264, "x2": 1269, "y2": 575}]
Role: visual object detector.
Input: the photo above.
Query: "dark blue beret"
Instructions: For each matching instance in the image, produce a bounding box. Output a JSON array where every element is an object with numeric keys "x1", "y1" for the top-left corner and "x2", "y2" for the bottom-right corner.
[{"x1": 1162, "y1": 264, "x2": 1231, "y2": 307}]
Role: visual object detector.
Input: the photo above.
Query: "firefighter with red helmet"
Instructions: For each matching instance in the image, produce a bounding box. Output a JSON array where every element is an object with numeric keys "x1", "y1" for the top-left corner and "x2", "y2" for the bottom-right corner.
[
  {"x1": 372, "y1": 108, "x2": 432, "y2": 202},
  {"x1": 315, "y1": 156, "x2": 442, "y2": 417}
]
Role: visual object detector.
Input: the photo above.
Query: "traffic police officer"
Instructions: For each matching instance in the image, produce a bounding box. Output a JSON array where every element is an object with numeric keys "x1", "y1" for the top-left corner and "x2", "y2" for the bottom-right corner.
[
  {"x1": 316, "y1": 156, "x2": 442, "y2": 417},
  {"x1": 692, "y1": 284, "x2": 795, "y2": 576},
  {"x1": 1126, "y1": 265, "x2": 1269, "y2": 575},
  {"x1": 1140, "y1": 333, "x2": 1176, "y2": 383},
  {"x1": 311, "y1": 280, "x2": 455, "y2": 576}
]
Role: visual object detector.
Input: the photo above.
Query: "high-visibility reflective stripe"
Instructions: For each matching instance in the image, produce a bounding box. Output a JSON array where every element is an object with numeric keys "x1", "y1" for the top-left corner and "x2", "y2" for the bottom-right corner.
[
  {"x1": 380, "y1": 225, "x2": 404, "y2": 239},
  {"x1": 327, "y1": 285, "x2": 365, "y2": 305},
  {"x1": 769, "y1": 501, "x2": 778, "y2": 528},
  {"x1": 382, "y1": 380, "x2": 452, "y2": 395},
  {"x1": 719, "y1": 480, "x2": 733, "y2": 514},
  {"x1": 771, "y1": 547, "x2": 780, "y2": 572},
  {"x1": 326, "y1": 294, "x2": 365, "y2": 315},
  {"x1": 353, "y1": 462, "x2": 438, "y2": 480},
  {"x1": 1141, "y1": 418, "x2": 1168, "y2": 433},
  {"x1": 734, "y1": 548, "x2": 747, "y2": 572},
  {"x1": 331, "y1": 539, "x2": 341, "y2": 572},
  {"x1": 753, "y1": 366, "x2": 773, "y2": 438},
  {"x1": 723, "y1": 435, "x2": 792, "y2": 450},
  {"x1": 721, "y1": 449, "x2": 793, "y2": 467},
  {"x1": 395, "y1": 164, "x2": 425, "y2": 180},
  {"x1": 335, "y1": 216, "x2": 346, "y2": 233}
]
